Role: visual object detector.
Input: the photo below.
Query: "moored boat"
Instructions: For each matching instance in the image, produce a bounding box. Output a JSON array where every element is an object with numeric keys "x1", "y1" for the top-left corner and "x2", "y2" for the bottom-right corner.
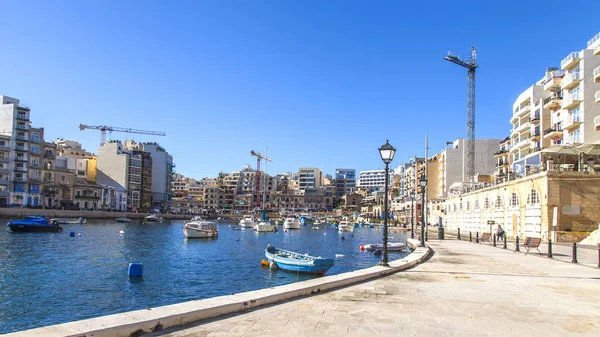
[
  {"x1": 183, "y1": 221, "x2": 218, "y2": 238},
  {"x1": 363, "y1": 242, "x2": 406, "y2": 252},
  {"x1": 239, "y1": 216, "x2": 255, "y2": 228},
  {"x1": 115, "y1": 217, "x2": 131, "y2": 223},
  {"x1": 338, "y1": 220, "x2": 354, "y2": 232},
  {"x1": 283, "y1": 216, "x2": 301, "y2": 229},
  {"x1": 145, "y1": 214, "x2": 163, "y2": 223},
  {"x1": 265, "y1": 244, "x2": 334, "y2": 275},
  {"x1": 50, "y1": 217, "x2": 86, "y2": 225},
  {"x1": 8, "y1": 216, "x2": 63, "y2": 233},
  {"x1": 299, "y1": 214, "x2": 314, "y2": 226},
  {"x1": 254, "y1": 221, "x2": 276, "y2": 232}
]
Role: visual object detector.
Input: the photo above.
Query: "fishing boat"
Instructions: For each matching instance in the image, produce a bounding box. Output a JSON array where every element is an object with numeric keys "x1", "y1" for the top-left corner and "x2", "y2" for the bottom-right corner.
[
  {"x1": 50, "y1": 217, "x2": 86, "y2": 225},
  {"x1": 115, "y1": 217, "x2": 131, "y2": 223},
  {"x1": 363, "y1": 242, "x2": 407, "y2": 252},
  {"x1": 338, "y1": 220, "x2": 354, "y2": 232},
  {"x1": 182, "y1": 221, "x2": 218, "y2": 238},
  {"x1": 265, "y1": 244, "x2": 334, "y2": 275},
  {"x1": 254, "y1": 221, "x2": 276, "y2": 232},
  {"x1": 8, "y1": 216, "x2": 63, "y2": 233},
  {"x1": 299, "y1": 214, "x2": 314, "y2": 226},
  {"x1": 145, "y1": 214, "x2": 163, "y2": 223},
  {"x1": 239, "y1": 216, "x2": 255, "y2": 228},
  {"x1": 283, "y1": 216, "x2": 301, "y2": 229}
]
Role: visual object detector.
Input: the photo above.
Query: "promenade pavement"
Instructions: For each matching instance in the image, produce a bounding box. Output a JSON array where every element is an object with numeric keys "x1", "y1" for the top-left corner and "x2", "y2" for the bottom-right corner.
[{"x1": 150, "y1": 239, "x2": 600, "y2": 337}]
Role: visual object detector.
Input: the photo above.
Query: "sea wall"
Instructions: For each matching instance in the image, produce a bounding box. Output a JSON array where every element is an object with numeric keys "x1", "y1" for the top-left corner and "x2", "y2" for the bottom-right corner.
[{"x1": 0, "y1": 208, "x2": 190, "y2": 220}]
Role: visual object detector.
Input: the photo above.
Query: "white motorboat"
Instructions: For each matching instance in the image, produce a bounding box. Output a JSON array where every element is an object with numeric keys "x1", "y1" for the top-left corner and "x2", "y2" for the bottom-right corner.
[
  {"x1": 254, "y1": 221, "x2": 276, "y2": 232},
  {"x1": 363, "y1": 242, "x2": 406, "y2": 251},
  {"x1": 283, "y1": 216, "x2": 301, "y2": 229},
  {"x1": 115, "y1": 217, "x2": 131, "y2": 223},
  {"x1": 239, "y1": 217, "x2": 255, "y2": 228},
  {"x1": 338, "y1": 220, "x2": 354, "y2": 232},
  {"x1": 145, "y1": 214, "x2": 163, "y2": 223},
  {"x1": 183, "y1": 221, "x2": 218, "y2": 238},
  {"x1": 50, "y1": 217, "x2": 86, "y2": 225}
]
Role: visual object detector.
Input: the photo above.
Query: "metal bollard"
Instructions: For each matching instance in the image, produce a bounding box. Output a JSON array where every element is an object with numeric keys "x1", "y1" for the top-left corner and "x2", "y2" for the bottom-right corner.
[
  {"x1": 503, "y1": 235, "x2": 507, "y2": 249},
  {"x1": 476, "y1": 232, "x2": 479, "y2": 243},
  {"x1": 469, "y1": 231, "x2": 472, "y2": 242},
  {"x1": 493, "y1": 234, "x2": 496, "y2": 247},
  {"x1": 572, "y1": 242, "x2": 578, "y2": 264},
  {"x1": 514, "y1": 236, "x2": 520, "y2": 252},
  {"x1": 547, "y1": 240, "x2": 553, "y2": 258},
  {"x1": 458, "y1": 228, "x2": 461, "y2": 240}
]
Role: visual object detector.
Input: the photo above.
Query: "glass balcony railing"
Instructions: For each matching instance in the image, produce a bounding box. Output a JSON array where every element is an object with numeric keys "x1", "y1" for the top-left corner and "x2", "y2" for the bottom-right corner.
[{"x1": 561, "y1": 52, "x2": 580, "y2": 69}]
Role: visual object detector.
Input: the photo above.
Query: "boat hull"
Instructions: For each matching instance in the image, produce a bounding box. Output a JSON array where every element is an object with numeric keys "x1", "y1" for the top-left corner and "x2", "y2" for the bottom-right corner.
[
  {"x1": 364, "y1": 242, "x2": 406, "y2": 251},
  {"x1": 254, "y1": 223, "x2": 276, "y2": 232},
  {"x1": 115, "y1": 218, "x2": 131, "y2": 223},
  {"x1": 338, "y1": 226, "x2": 354, "y2": 232},
  {"x1": 265, "y1": 245, "x2": 334, "y2": 275},
  {"x1": 9, "y1": 224, "x2": 62, "y2": 233},
  {"x1": 183, "y1": 228, "x2": 217, "y2": 238}
]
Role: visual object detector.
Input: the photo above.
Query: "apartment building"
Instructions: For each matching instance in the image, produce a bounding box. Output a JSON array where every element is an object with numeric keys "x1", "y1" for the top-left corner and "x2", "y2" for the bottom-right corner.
[
  {"x1": 55, "y1": 139, "x2": 94, "y2": 158},
  {"x1": 96, "y1": 141, "x2": 143, "y2": 211},
  {"x1": 357, "y1": 169, "x2": 387, "y2": 193},
  {"x1": 138, "y1": 142, "x2": 174, "y2": 211},
  {"x1": 0, "y1": 134, "x2": 10, "y2": 206},
  {"x1": 298, "y1": 167, "x2": 323, "y2": 190},
  {"x1": 334, "y1": 168, "x2": 356, "y2": 197}
]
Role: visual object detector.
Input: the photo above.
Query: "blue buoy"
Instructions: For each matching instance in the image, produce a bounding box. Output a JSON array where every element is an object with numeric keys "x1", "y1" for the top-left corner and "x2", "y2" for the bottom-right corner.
[
  {"x1": 128, "y1": 263, "x2": 143, "y2": 278},
  {"x1": 69, "y1": 232, "x2": 75, "y2": 237}
]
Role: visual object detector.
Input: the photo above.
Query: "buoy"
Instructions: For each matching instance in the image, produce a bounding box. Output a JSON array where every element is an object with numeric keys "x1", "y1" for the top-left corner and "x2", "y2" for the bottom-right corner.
[
  {"x1": 119, "y1": 230, "x2": 125, "y2": 235},
  {"x1": 360, "y1": 245, "x2": 365, "y2": 251},
  {"x1": 69, "y1": 232, "x2": 75, "y2": 237},
  {"x1": 128, "y1": 263, "x2": 143, "y2": 278},
  {"x1": 77, "y1": 233, "x2": 82, "y2": 237},
  {"x1": 261, "y1": 260, "x2": 269, "y2": 266},
  {"x1": 236, "y1": 238, "x2": 240, "y2": 241},
  {"x1": 324, "y1": 232, "x2": 327, "y2": 236}
]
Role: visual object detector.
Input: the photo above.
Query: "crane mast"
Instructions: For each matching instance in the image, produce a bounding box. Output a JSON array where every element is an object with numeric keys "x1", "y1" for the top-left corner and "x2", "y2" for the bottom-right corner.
[
  {"x1": 250, "y1": 150, "x2": 273, "y2": 209},
  {"x1": 79, "y1": 124, "x2": 166, "y2": 146},
  {"x1": 444, "y1": 47, "x2": 477, "y2": 182}
]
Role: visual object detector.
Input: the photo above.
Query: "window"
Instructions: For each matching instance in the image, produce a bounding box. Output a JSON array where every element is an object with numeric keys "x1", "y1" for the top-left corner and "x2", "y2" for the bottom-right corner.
[
  {"x1": 61, "y1": 175, "x2": 66, "y2": 182},
  {"x1": 484, "y1": 197, "x2": 490, "y2": 209},
  {"x1": 466, "y1": 201, "x2": 470, "y2": 210},
  {"x1": 527, "y1": 189, "x2": 540, "y2": 205},
  {"x1": 76, "y1": 190, "x2": 81, "y2": 197},
  {"x1": 0, "y1": 152, "x2": 5, "y2": 159},
  {"x1": 510, "y1": 193, "x2": 519, "y2": 207},
  {"x1": 474, "y1": 200, "x2": 480, "y2": 210}
]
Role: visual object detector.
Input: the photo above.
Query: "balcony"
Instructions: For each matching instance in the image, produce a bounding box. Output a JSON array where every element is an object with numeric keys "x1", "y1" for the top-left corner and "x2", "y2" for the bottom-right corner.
[
  {"x1": 543, "y1": 95, "x2": 562, "y2": 110},
  {"x1": 28, "y1": 176, "x2": 41, "y2": 182},
  {"x1": 494, "y1": 149, "x2": 508, "y2": 157},
  {"x1": 0, "y1": 178, "x2": 9, "y2": 185},
  {"x1": 530, "y1": 113, "x2": 540, "y2": 125},
  {"x1": 562, "y1": 72, "x2": 581, "y2": 90},
  {"x1": 75, "y1": 194, "x2": 100, "y2": 200},
  {"x1": 14, "y1": 177, "x2": 27, "y2": 182},
  {"x1": 0, "y1": 156, "x2": 9, "y2": 163},
  {"x1": 15, "y1": 124, "x2": 29, "y2": 131},
  {"x1": 595, "y1": 115, "x2": 600, "y2": 131},
  {"x1": 30, "y1": 137, "x2": 42, "y2": 144},
  {"x1": 529, "y1": 147, "x2": 541, "y2": 154},
  {"x1": 594, "y1": 66, "x2": 600, "y2": 82},
  {"x1": 544, "y1": 75, "x2": 563, "y2": 91},
  {"x1": 596, "y1": 45, "x2": 600, "y2": 56},
  {"x1": 44, "y1": 152, "x2": 55, "y2": 159},
  {"x1": 529, "y1": 130, "x2": 541, "y2": 141},
  {"x1": 544, "y1": 127, "x2": 563, "y2": 140},
  {"x1": 596, "y1": 90, "x2": 600, "y2": 103},
  {"x1": 14, "y1": 166, "x2": 27, "y2": 172},
  {"x1": 563, "y1": 94, "x2": 582, "y2": 109},
  {"x1": 514, "y1": 105, "x2": 531, "y2": 119},
  {"x1": 16, "y1": 113, "x2": 29, "y2": 121},
  {"x1": 14, "y1": 156, "x2": 28, "y2": 162},
  {"x1": 15, "y1": 135, "x2": 28, "y2": 142},
  {"x1": 511, "y1": 121, "x2": 530, "y2": 134},
  {"x1": 15, "y1": 146, "x2": 28, "y2": 152},
  {"x1": 561, "y1": 51, "x2": 580, "y2": 70},
  {"x1": 563, "y1": 116, "x2": 582, "y2": 131}
]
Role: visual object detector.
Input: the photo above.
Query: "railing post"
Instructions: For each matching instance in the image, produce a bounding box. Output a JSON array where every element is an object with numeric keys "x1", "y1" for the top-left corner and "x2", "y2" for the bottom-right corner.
[
  {"x1": 503, "y1": 235, "x2": 507, "y2": 249},
  {"x1": 572, "y1": 242, "x2": 578, "y2": 264},
  {"x1": 514, "y1": 236, "x2": 520, "y2": 252},
  {"x1": 458, "y1": 228, "x2": 461, "y2": 240},
  {"x1": 476, "y1": 232, "x2": 479, "y2": 243},
  {"x1": 493, "y1": 234, "x2": 496, "y2": 247},
  {"x1": 469, "y1": 231, "x2": 472, "y2": 242},
  {"x1": 547, "y1": 239, "x2": 553, "y2": 258}
]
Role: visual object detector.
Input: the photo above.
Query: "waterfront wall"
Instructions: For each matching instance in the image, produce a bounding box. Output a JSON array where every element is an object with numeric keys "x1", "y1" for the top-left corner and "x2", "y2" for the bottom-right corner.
[
  {"x1": 0, "y1": 208, "x2": 190, "y2": 220},
  {"x1": 7, "y1": 239, "x2": 430, "y2": 337},
  {"x1": 431, "y1": 171, "x2": 600, "y2": 242}
]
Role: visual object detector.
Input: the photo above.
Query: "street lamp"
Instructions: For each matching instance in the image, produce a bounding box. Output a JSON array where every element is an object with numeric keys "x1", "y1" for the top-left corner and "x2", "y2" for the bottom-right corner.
[
  {"x1": 419, "y1": 175, "x2": 427, "y2": 247},
  {"x1": 409, "y1": 191, "x2": 415, "y2": 239},
  {"x1": 378, "y1": 139, "x2": 396, "y2": 266}
]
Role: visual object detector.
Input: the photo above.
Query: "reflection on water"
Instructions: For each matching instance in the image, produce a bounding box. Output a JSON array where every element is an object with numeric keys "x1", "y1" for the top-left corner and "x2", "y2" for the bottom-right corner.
[{"x1": 0, "y1": 219, "x2": 409, "y2": 333}]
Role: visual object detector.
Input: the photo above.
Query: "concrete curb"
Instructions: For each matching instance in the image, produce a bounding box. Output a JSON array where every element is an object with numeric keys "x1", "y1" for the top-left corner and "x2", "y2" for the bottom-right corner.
[{"x1": 7, "y1": 239, "x2": 431, "y2": 337}]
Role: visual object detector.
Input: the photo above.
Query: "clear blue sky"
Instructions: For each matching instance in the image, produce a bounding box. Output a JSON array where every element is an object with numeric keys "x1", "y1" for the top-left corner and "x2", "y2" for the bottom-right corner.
[{"x1": 1, "y1": 1, "x2": 598, "y2": 179}]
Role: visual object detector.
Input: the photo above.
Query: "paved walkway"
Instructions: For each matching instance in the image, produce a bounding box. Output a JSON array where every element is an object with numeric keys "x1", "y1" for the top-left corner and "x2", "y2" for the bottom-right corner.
[{"x1": 149, "y1": 239, "x2": 600, "y2": 337}]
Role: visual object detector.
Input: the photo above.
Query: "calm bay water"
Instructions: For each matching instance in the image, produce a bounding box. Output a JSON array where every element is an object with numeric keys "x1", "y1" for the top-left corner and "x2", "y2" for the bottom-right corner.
[{"x1": 0, "y1": 219, "x2": 409, "y2": 333}]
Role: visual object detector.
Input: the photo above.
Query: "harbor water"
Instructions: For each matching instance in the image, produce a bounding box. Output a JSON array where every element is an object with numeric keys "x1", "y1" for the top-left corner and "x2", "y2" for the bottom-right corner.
[{"x1": 0, "y1": 219, "x2": 409, "y2": 333}]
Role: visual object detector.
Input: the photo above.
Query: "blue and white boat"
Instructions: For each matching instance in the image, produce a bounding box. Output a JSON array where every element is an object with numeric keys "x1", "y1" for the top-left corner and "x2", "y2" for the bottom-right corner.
[
  {"x1": 265, "y1": 244, "x2": 334, "y2": 275},
  {"x1": 7, "y1": 216, "x2": 63, "y2": 233},
  {"x1": 299, "y1": 214, "x2": 314, "y2": 227}
]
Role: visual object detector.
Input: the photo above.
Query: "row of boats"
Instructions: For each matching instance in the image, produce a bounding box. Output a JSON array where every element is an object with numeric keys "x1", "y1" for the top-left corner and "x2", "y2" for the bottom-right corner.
[{"x1": 6, "y1": 214, "x2": 167, "y2": 232}]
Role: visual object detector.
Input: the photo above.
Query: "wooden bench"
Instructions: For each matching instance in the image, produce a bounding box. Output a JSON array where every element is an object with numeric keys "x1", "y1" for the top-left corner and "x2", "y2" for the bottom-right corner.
[
  {"x1": 522, "y1": 237, "x2": 542, "y2": 255},
  {"x1": 479, "y1": 232, "x2": 491, "y2": 244}
]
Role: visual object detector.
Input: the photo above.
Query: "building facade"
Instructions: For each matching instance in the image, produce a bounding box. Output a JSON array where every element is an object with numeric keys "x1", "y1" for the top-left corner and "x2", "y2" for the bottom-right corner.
[
  {"x1": 298, "y1": 167, "x2": 323, "y2": 190},
  {"x1": 334, "y1": 168, "x2": 356, "y2": 197}
]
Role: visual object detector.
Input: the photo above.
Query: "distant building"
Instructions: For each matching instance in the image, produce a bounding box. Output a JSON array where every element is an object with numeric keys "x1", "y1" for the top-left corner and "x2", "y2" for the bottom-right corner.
[
  {"x1": 298, "y1": 167, "x2": 323, "y2": 190},
  {"x1": 357, "y1": 169, "x2": 387, "y2": 193},
  {"x1": 335, "y1": 168, "x2": 356, "y2": 197}
]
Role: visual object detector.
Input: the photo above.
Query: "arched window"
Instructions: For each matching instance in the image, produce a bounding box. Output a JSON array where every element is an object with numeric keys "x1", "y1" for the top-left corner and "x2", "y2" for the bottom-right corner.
[
  {"x1": 466, "y1": 201, "x2": 470, "y2": 210},
  {"x1": 484, "y1": 197, "x2": 490, "y2": 209},
  {"x1": 510, "y1": 193, "x2": 519, "y2": 207},
  {"x1": 527, "y1": 189, "x2": 540, "y2": 205},
  {"x1": 496, "y1": 195, "x2": 503, "y2": 208},
  {"x1": 474, "y1": 199, "x2": 480, "y2": 210}
]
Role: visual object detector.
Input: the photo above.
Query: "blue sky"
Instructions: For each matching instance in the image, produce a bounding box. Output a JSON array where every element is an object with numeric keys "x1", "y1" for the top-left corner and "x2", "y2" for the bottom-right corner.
[{"x1": 1, "y1": 1, "x2": 599, "y2": 179}]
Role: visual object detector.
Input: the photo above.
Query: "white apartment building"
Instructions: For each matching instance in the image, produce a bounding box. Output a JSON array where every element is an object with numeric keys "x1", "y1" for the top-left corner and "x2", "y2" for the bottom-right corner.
[
  {"x1": 357, "y1": 169, "x2": 388, "y2": 193},
  {"x1": 298, "y1": 167, "x2": 323, "y2": 190}
]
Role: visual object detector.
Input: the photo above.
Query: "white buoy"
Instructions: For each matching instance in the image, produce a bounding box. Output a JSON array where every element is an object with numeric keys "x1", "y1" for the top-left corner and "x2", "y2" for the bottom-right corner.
[
  {"x1": 335, "y1": 254, "x2": 345, "y2": 259},
  {"x1": 77, "y1": 233, "x2": 82, "y2": 237},
  {"x1": 324, "y1": 232, "x2": 327, "y2": 236},
  {"x1": 119, "y1": 230, "x2": 125, "y2": 235}
]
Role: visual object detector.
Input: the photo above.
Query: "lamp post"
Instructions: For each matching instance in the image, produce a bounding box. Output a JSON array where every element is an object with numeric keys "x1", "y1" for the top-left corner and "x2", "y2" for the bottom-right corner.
[
  {"x1": 410, "y1": 191, "x2": 415, "y2": 239},
  {"x1": 419, "y1": 175, "x2": 427, "y2": 247},
  {"x1": 378, "y1": 139, "x2": 396, "y2": 267}
]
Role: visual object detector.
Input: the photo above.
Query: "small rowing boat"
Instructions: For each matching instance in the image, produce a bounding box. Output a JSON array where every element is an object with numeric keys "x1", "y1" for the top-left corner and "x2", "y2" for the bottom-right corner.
[
  {"x1": 265, "y1": 244, "x2": 334, "y2": 275},
  {"x1": 363, "y1": 242, "x2": 406, "y2": 252}
]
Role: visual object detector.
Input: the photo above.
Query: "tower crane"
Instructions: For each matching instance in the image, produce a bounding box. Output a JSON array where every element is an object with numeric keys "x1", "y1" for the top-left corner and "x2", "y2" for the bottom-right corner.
[
  {"x1": 79, "y1": 124, "x2": 166, "y2": 146},
  {"x1": 250, "y1": 150, "x2": 273, "y2": 209},
  {"x1": 444, "y1": 46, "x2": 478, "y2": 182}
]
